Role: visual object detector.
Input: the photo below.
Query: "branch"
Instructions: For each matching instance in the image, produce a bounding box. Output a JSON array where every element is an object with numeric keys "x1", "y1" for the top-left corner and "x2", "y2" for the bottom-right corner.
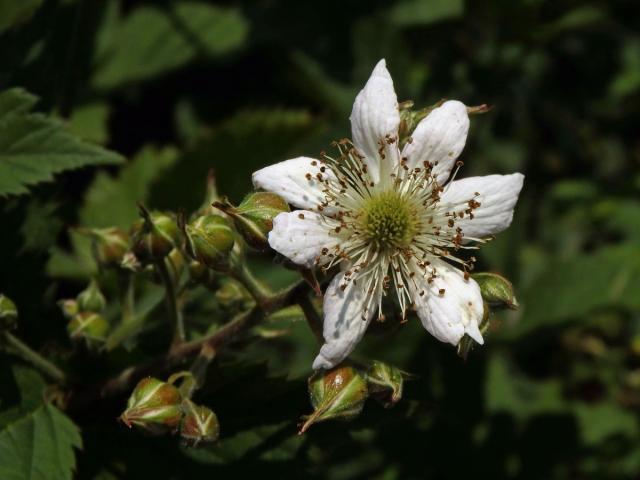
[{"x1": 66, "y1": 279, "x2": 309, "y2": 414}]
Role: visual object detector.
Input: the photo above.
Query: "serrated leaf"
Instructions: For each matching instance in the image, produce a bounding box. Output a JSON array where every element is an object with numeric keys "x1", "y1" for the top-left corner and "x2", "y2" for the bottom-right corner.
[
  {"x1": 46, "y1": 146, "x2": 177, "y2": 279},
  {"x1": 0, "y1": 88, "x2": 123, "y2": 197},
  {"x1": 94, "y1": 2, "x2": 248, "y2": 89},
  {"x1": 0, "y1": 403, "x2": 82, "y2": 480}
]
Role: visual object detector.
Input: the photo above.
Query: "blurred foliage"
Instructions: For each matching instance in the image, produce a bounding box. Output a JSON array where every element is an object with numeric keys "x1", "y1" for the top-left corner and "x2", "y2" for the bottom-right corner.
[{"x1": 1, "y1": 0, "x2": 640, "y2": 478}]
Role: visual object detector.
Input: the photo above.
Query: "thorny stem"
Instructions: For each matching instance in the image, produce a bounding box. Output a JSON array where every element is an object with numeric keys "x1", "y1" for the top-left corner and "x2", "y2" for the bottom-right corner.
[
  {"x1": 230, "y1": 258, "x2": 272, "y2": 306},
  {"x1": 66, "y1": 279, "x2": 309, "y2": 414},
  {"x1": 156, "y1": 258, "x2": 185, "y2": 347},
  {"x1": 297, "y1": 293, "x2": 324, "y2": 344},
  {"x1": 2, "y1": 331, "x2": 67, "y2": 384}
]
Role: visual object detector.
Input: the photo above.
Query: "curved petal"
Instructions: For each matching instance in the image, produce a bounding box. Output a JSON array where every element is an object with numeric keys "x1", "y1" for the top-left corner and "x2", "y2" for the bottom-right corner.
[
  {"x1": 439, "y1": 173, "x2": 524, "y2": 240},
  {"x1": 401, "y1": 100, "x2": 469, "y2": 184},
  {"x1": 350, "y1": 59, "x2": 400, "y2": 184},
  {"x1": 312, "y1": 272, "x2": 375, "y2": 370},
  {"x1": 252, "y1": 157, "x2": 337, "y2": 212},
  {"x1": 413, "y1": 260, "x2": 484, "y2": 346},
  {"x1": 268, "y1": 211, "x2": 338, "y2": 268}
]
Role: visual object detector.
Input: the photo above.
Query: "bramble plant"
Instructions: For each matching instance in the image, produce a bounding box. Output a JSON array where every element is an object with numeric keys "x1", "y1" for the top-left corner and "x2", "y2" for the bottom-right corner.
[
  {"x1": 1, "y1": 59, "x2": 523, "y2": 449},
  {"x1": 2, "y1": 2, "x2": 639, "y2": 478}
]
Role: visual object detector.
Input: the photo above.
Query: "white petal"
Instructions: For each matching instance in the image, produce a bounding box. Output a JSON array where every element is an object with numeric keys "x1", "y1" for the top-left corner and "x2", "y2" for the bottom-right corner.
[
  {"x1": 252, "y1": 157, "x2": 336, "y2": 212},
  {"x1": 268, "y1": 211, "x2": 337, "y2": 269},
  {"x1": 402, "y1": 100, "x2": 469, "y2": 184},
  {"x1": 440, "y1": 173, "x2": 524, "y2": 240},
  {"x1": 312, "y1": 272, "x2": 375, "y2": 370},
  {"x1": 413, "y1": 260, "x2": 484, "y2": 346},
  {"x1": 350, "y1": 59, "x2": 400, "y2": 183}
]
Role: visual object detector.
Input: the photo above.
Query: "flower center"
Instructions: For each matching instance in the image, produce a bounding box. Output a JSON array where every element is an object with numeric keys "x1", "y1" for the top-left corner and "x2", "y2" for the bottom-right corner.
[{"x1": 360, "y1": 191, "x2": 416, "y2": 249}]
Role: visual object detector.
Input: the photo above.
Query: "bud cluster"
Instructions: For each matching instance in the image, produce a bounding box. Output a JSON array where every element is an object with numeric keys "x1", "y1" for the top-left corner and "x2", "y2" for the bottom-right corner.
[
  {"x1": 120, "y1": 376, "x2": 220, "y2": 445},
  {"x1": 59, "y1": 279, "x2": 109, "y2": 349}
]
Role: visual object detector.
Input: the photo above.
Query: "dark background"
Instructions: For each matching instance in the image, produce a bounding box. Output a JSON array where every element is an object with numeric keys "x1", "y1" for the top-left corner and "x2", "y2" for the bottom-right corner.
[{"x1": 1, "y1": 0, "x2": 640, "y2": 478}]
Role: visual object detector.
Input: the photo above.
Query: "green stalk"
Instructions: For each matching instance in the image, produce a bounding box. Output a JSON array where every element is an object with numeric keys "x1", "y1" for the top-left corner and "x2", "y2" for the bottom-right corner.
[
  {"x1": 155, "y1": 259, "x2": 185, "y2": 346},
  {"x1": 2, "y1": 332, "x2": 67, "y2": 384}
]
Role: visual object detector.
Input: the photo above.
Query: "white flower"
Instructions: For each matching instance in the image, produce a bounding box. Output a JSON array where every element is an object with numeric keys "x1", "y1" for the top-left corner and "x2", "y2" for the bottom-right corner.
[{"x1": 253, "y1": 59, "x2": 524, "y2": 370}]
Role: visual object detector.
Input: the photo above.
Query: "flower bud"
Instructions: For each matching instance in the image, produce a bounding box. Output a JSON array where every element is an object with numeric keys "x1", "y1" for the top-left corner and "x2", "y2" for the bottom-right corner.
[
  {"x1": 120, "y1": 377, "x2": 183, "y2": 435},
  {"x1": 216, "y1": 192, "x2": 289, "y2": 250},
  {"x1": 184, "y1": 215, "x2": 234, "y2": 270},
  {"x1": 67, "y1": 311, "x2": 109, "y2": 348},
  {"x1": 472, "y1": 272, "x2": 518, "y2": 309},
  {"x1": 0, "y1": 294, "x2": 18, "y2": 330},
  {"x1": 366, "y1": 361, "x2": 404, "y2": 408},
  {"x1": 78, "y1": 227, "x2": 129, "y2": 267},
  {"x1": 179, "y1": 399, "x2": 220, "y2": 446},
  {"x1": 120, "y1": 251, "x2": 143, "y2": 272},
  {"x1": 76, "y1": 279, "x2": 106, "y2": 313},
  {"x1": 131, "y1": 211, "x2": 180, "y2": 262},
  {"x1": 398, "y1": 100, "x2": 439, "y2": 148},
  {"x1": 57, "y1": 299, "x2": 79, "y2": 319},
  {"x1": 299, "y1": 364, "x2": 368, "y2": 433}
]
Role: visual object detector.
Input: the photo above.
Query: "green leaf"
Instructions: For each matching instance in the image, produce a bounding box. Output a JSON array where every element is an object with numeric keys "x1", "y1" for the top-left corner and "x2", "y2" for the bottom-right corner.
[
  {"x1": 19, "y1": 200, "x2": 63, "y2": 253},
  {"x1": 0, "y1": 0, "x2": 43, "y2": 34},
  {"x1": 389, "y1": 0, "x2": 464, "y2": 27},
  {"x1": 486, "y1": 352, "x2": 565, "y2": 421},
  {"x1": 94, "y1": 2, "x2": 248, "y2": 89},
  {"x1": 574, "y1": 403, "x2": 637, "y2": 446},
  {"x1": 511, "y1": 246, "x2": 640, "y2": 337},
  {"x1": 66, "y1": 103, "x2": 111, "y2": 145},
  {"x1": 0, "y1": 88, "x2": 123, "y2": 198},
  {"x1": 0, "y1": 403, "x2": 82, "y2": 480},
  {"x1": 47, "y1": 146, "x2": 178, "y2": 279},
  {"x1": 79, "y1": 146, "x2": 178, "y2": 228}
]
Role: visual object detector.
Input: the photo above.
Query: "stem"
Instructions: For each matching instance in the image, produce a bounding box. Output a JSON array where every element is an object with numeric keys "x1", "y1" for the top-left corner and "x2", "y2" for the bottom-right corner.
[
  {"x1": 231, "y1": 260, "x2": 272, "y2": 306},
  {"x1": 118, "y1": 271, "x2": 135, "y2": 325},
  {"x1": 66, "y1": 279, "x2": 309, "y2": 413},
  {"x1": 156, "y1": 258, "x2": 185, "y2": 347},
  {"x1": 297, "y1": 292, "x2": 324, "y2": 344},
  {"x1": 180, "y1": 345, "x2": 216, "y2": 399},
  {"x1": 2, "y1": 332, "x2": 67, "y2": 384}
]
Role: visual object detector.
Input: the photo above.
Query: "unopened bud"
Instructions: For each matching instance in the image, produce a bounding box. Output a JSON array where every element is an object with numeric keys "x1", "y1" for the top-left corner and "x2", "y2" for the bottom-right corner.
[
  {"x1": 216, "y1": 192, "x2": 289, "y2": 250},
  {"x1": 366, "y1": 361, "x2": 404, "y2": 408},
  {"x1": 120, "y1": 252, "x2": 142, "y2": 272},
  {"x1": 57, "y1": 299, "x2": 79, "y2": 319},
  {"x1": 67, "y1": 311, "x2": 109, "y2": 348},
  {"x1": 472, "y1": 272, "x2": 518, "y2": 309},
  {"x1": 179, "y1": 399, "x2": 220, "y2": 446},
  {"x1": 77, "y1": 227, "x2": 129, "y2": 267},
  {"x1": 0, "y1": 294, "x2": 18, "y2": 330},
  {"x1": 184, "y1": 215, "x2": 234, "y2": 270},
  {"x1": 120, "y1": 377, "x2": 183, "y2": 435},
  {"x1": 300, "y1": 364, "x2": 368, "y2": 433},
  {"x1": 131, "y1": 210, "x2": 180, "y2": 262},
  {"x1": 76, "y1": 279, "x2": 106, "y2": 313},
  {"x1": 398, "y1": 100, "x2": 441, "y2": 148}
]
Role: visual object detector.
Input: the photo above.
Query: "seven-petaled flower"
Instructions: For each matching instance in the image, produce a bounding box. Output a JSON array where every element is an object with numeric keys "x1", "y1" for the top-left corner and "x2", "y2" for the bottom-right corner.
[{"x1": 253, "y1": 59, "x2": 524, "y2": 370}]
